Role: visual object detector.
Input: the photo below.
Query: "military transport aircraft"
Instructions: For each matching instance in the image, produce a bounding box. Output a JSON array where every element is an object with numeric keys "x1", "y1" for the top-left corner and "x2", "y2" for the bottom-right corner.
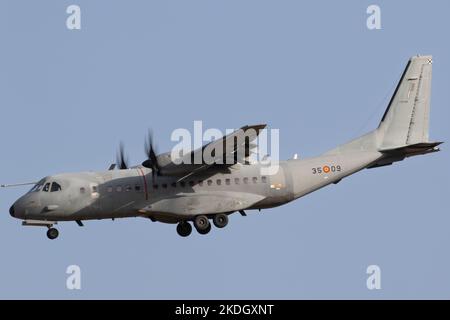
[{"x1": 2, "y1": 55, "x2": 442, "y2": 239}]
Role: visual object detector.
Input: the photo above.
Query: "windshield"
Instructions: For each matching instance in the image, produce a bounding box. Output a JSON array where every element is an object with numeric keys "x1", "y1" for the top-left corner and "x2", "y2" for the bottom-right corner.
[
  {"x1": 51, "y1": 182, "x2": 62, "y2": 192},
  {"x1": 28, "y1": 179, "x2": 46, "y2": 193}
]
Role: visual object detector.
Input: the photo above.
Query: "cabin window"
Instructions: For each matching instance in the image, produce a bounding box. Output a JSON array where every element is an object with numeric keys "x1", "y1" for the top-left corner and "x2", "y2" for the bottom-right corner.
[
  {"x1": 162, "y1": 183, "x2": 168, "y2": 189},
  {"x1": 134, "y1": 185, "x2": 141, "y2": 192},
  {"x1": 125, "y1": 185, "x2": 131, "y2": 192},
  {"x1": 216, "y1": 179, "x2": 222, "y2": 186},
  {"x1": 92, "y1": 185, "x2": 98, "y2": 193},
  {"x1": 153, "y1": 184, "x2": 158, "y2": 189},
  {"x1": 43, "y1": 183, "x2": 50, "y2": 192},
  {"x1": 225, "y1": 178, "x2": 231, "y2": 185},
  {"x1": 80, "y1": 187, "x2": 86, "y2": 194},
  {"x1": 243, "y1": 177, "x2": 249, "y2": 184},
  {"x1": 51, "y1": 182, "x2": 62, "y2": 192},
  {"x1": 261, "y1": 176, "x2": 267, "y2": 183},
  {"x1": 252, "y1": 177, "x2": 258, "y2": 184},
  {"x1": 180, "y1": 181, "x2": 186, "y2": 187},
  {"x1": 171, "y1": 182, "x2": 176, "y2": 188},
  {"x1": 207, "y1": 180, "x2": 213, "y2": 186},
  {"x1": 116, "y1": 186, "x2": 122, "y2": 192},
  {"x1": 198, "y1": 180, "x2": 204, "y2": 186},
  {"x1": 107, "y1": 186, "x2": 113, "y2": 192},
  {"x1": 234, "y1": 178, "x2": 240, "y2": 185}
]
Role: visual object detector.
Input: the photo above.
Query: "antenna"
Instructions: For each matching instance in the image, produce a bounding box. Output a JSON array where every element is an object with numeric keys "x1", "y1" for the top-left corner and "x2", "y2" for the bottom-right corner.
[{"x1": 1, "y1": 182, "x2": 37, "y2": 188}]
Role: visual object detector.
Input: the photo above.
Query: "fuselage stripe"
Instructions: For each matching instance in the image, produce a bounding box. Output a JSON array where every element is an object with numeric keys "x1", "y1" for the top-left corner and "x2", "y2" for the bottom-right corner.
[{"x1": 137, "y1": 167, "x2": 149, "y2": 200}]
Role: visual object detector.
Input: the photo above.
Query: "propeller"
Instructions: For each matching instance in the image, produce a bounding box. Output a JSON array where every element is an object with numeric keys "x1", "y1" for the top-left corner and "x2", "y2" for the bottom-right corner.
[
  {"x1": 116, "y1": 142, "x2": 129, "y2": 170},
  {"x1": 142, "y1": 130, "x2": 160, "y2": 178}
]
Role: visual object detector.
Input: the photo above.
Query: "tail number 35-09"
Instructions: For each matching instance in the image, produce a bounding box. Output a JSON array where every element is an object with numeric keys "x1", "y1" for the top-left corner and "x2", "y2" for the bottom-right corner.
[{"x1": 312, "y1": 165, "x2": 342, "y2": 175}]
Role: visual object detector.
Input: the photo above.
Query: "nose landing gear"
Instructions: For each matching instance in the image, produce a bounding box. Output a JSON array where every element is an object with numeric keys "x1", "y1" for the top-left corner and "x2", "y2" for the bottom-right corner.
[
  {"x1": 46, "y1": 227, "x2": 59, "y2": 240},
  {"x1": 21, "y1": 220, "x2": 60, "y2": 240}
]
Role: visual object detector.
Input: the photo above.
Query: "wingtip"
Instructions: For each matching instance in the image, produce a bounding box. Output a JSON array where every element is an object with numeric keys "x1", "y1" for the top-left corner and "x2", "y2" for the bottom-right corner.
[{"x1": 242, "y1": 124, "x2": 267, "y2": 131}]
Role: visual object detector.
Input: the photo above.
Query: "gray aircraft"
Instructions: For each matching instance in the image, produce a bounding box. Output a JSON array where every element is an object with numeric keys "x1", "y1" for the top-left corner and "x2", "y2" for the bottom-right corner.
[{"x1": 3, "y1": 55, "x2": 442, "y2": 239}]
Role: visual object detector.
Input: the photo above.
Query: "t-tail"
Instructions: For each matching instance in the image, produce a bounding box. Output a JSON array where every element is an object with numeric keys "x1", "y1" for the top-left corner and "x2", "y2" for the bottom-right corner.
[{"x1": 326, "y1": 55, "x2": 443, "y2": 167}]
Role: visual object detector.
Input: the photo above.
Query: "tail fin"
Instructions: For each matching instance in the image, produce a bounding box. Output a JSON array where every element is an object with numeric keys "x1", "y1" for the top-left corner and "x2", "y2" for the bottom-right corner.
[
  {"x1": 378, "y1": 55, "x2": 433, "y2": 149},
  {"x1": 324, "y1": 55, "x2": 442, "y2": 157}
]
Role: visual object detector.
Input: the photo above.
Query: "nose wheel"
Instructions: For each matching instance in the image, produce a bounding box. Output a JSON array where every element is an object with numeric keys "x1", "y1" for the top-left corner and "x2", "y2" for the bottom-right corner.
[{"x1": 46, "y1": 227, "x2": 59, "y2": 240}]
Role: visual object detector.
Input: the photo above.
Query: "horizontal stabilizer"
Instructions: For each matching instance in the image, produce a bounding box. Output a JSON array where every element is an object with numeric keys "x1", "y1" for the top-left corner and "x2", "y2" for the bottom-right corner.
[
  {"x1": 368, "y1": 141, "x2": 442, "y2": 169},
  {"x1": 380, "y1": 141, "x2": 443, "y2": 156}
]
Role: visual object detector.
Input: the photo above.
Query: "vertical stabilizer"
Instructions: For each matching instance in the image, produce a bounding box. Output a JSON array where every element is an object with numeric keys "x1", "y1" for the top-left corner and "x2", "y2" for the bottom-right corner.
[{"x1": 378, "y1": 55, "x2": 433, "y2": 149}]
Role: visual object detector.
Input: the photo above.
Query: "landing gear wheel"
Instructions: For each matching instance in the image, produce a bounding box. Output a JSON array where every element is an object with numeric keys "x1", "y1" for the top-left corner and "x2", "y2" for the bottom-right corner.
[
  {"x1": 194, "y1": 215, "x2": 211, "y2": 235},
  {"x1": 197, "y1": 223, "x2": 211, "y2": 235},
  {"x1": 47, "y1": 228, "x2": 59, "y2": 240},
  {"x1": 213, "y1": 213, "x2": 228, "y2": 228},
  {"x1": 176, "y1": 221, "x2": 192, "y2": 237}
]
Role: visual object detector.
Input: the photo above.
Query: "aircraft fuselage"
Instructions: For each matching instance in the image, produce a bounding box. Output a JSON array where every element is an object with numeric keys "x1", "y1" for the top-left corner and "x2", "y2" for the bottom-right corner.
[{"x1": 10, "y1": 151, "x2": 382, "y2": 224}]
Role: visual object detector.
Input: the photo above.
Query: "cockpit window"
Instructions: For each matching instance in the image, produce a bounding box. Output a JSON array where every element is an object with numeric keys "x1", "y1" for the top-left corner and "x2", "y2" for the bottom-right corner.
[
  {"x1": 29, "y1": 179, "x2": 46, "y2": 193},
  {"x1": 42, "y1": 183, "x2": 51, "y2": 192},
  {"x1": 51, "y1": 182, "x2": 62, "y2": 192}
]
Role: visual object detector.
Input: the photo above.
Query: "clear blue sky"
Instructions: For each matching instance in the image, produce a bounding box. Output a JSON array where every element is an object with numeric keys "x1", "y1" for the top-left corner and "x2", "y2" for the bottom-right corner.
[{"x1": 0, "y1": 0, "x2": 449, "y2": 299}]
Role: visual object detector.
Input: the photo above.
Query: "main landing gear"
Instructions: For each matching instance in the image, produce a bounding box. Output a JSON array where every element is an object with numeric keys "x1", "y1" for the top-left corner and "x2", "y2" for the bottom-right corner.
[
  {"x1": 175, "y1": 213, "x2": 230, "y2": 237},
  {"x1": 194, "y1": 215, "x2": 211, "y2": 235},
  {"x1": 213, "y1": 213, "x2": 228, "y2": 228},
  {"x1": 176, "y1": 221, "x2": 192, "y2": 237}
]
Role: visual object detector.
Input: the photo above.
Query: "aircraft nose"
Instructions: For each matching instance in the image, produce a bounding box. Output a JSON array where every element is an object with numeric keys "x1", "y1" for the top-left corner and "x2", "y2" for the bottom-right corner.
[{"x1": 9, "y1": 205, "x2": 15, "y2": 217}]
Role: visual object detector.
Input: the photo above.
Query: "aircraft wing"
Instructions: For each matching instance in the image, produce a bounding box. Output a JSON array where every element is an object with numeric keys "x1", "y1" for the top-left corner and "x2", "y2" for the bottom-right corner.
[
  {"x1": 151, "y1": 124, "x2": 266, "y2": 179},
  {"x1": 183, "y1": 123, "x2": 266, "y2": 165}
]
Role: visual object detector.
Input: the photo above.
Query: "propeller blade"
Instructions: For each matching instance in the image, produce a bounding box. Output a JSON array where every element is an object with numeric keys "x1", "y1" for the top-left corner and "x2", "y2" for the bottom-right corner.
[
  {"x1": 142, "y1": 130, "x2": 160, "y2": 176},
  {"x1": 116, "y1": 142, "x2": 128, "y2": 170}
]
